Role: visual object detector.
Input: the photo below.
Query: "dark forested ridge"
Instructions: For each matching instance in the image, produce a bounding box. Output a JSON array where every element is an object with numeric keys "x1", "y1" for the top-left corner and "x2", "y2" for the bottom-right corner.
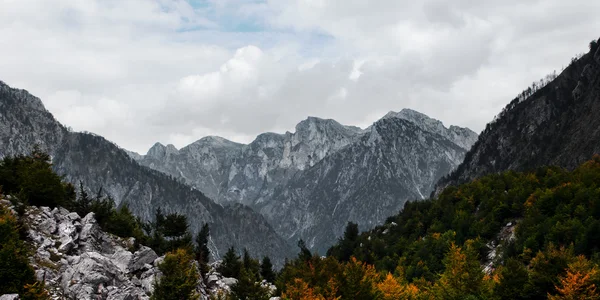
[
  {"x1": 0, "y1": 81, "x2": 294, "y2": 265},
  {"x1": 435, "y1": 38, "x2": 600, "y2": 196}
]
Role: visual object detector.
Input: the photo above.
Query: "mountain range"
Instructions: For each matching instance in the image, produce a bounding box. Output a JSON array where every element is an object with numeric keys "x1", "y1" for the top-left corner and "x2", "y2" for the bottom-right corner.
[{"x1": 131, "y1": 109, "x2": 477, "y2": 253}]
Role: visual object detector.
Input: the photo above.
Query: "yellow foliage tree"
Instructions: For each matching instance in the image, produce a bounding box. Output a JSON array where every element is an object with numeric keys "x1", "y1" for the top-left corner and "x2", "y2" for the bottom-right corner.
[
  {"x1": 548, "y1": 255, "x2": 600, "y2": 300},
  {"x1": 282, "y1": 278, "x2": 326, "y2": 300},
  {"x1": 432, "y1": 241, "x2": 492, "y2": 300},
  {"x1": 340, "y1": 257, "x2": 380, "y2": 299},
  {"x1": 377, "y1": 272, "x2": 420, "y2": 300}
]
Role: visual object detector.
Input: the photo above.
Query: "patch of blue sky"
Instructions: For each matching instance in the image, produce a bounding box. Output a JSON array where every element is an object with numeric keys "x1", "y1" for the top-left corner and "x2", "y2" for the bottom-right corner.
[
  {"x1": 183, "y1": 0, "x2": 267, "y2": 32},
  {"x1": 178, "y1": 0, "x2": 336, "y2": 58}
]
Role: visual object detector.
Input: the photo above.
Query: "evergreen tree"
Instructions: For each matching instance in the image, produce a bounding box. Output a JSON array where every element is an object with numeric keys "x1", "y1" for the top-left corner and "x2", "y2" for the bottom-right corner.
[
  {"x1": 162, "y1": 213, "x2": 189, "y2": 238},
  {"x1": 260, "y1": 256, "x2": 276, "y2": 283},
  {"x1": 339, "y1": 222, "x2": 359, "y2": 262},
  {"x1": 219, "y1": 247, "x2": 242, "y2": 279},
  {"x1": 242, "y1": 248, "x2": 260, "y2": 280},
  {"x1": 155, "y1": 207, "x2": 165, "y2": 232},
  {"x1": 151, "y1": 249, "x2": 200, "y2": 300},
  {"x1": 195, "y1": 223, "x2": 210, "y2": 276},
  {"x1": 230, "y1": 268, "x2": 270, "y2": 300},
  {"x1": 75, "y1": 181, "x2": 91, "y2": 216},
  {"x1": 297, "y1": 239, "x2": 312, "y2": 262},
  {"x1": 494, "y1": 258, "x2": 529, "y2": 299},
  {"x1": 0, "y1": 148, "x2": 72, "y2": 208},
  {"x1": 0, "y1": 203, "x2": 36, "y2": 295}
]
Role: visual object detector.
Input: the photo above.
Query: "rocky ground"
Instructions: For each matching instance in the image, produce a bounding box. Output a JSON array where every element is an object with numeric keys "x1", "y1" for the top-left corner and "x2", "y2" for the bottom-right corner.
[{"x1": 0, "y1": 198, "x2": 278, "y2": 300}]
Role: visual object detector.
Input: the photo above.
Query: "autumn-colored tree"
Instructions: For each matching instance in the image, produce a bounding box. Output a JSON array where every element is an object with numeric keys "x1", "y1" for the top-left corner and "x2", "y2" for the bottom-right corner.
[
  {"x1": 339, "y1": 257, "x2": 381, "y2": 300},
  {"x1": 282, "y1": 278, "x2": 326, "y2": 300},
  {"x1": 22, "y1": 281, "x2": 50, "y2": 300},
  {"x1": 377, "y1": 272, "x2": 420, "y2": 300},
  {"x1": 151, "y1": 249, "x2": 200, "y2": 300},
  {"x1": 548, "y1": 255, "x2": 600, "y2": 300},
  {"x1": 432, "y1": 241, "x2": 492, "y2": 300}
]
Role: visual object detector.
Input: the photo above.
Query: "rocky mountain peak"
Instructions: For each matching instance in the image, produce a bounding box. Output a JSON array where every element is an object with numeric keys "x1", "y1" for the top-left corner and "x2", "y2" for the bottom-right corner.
[
  {"x1": 294, "y1": 116, "x2": 363, "y2": 141},
  {"x1": 146, "y1": 142, "x2": 178, "y2": 159},
  {"x1": 383, "y1": 108, "x2": 478, "y2": 150},
  {"x1": 191, "y1": 136, "x2": 242, "y2": 148},
  {"x1": 0, "y1": 80, "x2": 46, "y2": 112}
]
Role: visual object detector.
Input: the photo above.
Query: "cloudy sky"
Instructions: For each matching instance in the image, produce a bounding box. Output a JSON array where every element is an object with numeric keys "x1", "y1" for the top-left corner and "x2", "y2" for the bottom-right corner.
[{"x1": 1, "y1": 0, "x2": 599, "y2": 153}]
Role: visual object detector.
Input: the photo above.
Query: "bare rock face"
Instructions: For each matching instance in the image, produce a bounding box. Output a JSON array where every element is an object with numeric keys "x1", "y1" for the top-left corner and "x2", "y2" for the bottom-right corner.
[
  {"x1": 24, "y1": 206, "x2": 166, "y2": 299},
  {"x1": 435, "y1": 46, "x2": 600, "y2": 196}
]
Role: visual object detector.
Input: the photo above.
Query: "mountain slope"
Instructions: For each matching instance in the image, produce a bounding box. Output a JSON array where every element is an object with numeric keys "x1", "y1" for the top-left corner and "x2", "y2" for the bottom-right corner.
[
  {"x1": 262, "y1": 115, "x2": 473, "y2": 253},
  {"x1": 435, "y1": 40, "x2": 600, "y2": 195},
  {"x1": 0, "y1": 80, "x2": 294, "y2": 264}
]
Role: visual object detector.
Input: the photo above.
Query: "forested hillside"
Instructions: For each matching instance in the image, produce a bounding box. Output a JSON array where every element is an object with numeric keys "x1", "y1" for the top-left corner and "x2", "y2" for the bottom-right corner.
[{"x1": 275, "y1": 156, "x2": 600, "y2": 299}]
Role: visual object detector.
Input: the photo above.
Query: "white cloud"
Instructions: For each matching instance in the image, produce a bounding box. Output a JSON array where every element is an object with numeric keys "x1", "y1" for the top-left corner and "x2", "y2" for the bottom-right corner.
[{"x1": 1, "y1": 0, "x2": 600, "y2": 153}]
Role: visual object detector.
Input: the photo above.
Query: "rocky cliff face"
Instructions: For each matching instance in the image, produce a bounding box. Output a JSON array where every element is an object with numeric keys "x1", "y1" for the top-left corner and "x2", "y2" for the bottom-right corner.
[
  {"x1": 0, "y1": 81, "x2": 294, "y2": 265},
  {"x1": 134, "y1": 109, "x2": 477, "y2": 253},
  {"x1": 435, "y1": 43, "x2": 600, "y2": 195},
  {"x1": 11, "y1": 199, "x2": 164, "y2": 299}
]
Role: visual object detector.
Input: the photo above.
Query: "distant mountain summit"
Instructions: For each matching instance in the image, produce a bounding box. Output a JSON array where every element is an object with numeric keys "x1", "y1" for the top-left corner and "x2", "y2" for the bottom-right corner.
[
  {"x1": 384, "y1": 108, "x2": 478, "y2": 150},
  {"x1": 134, "y1": 109, "x2": 477, "y2": 252}
]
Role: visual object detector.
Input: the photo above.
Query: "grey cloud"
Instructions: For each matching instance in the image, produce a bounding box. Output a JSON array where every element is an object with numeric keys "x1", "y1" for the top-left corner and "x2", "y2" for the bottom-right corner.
[{"x1": 1, "y1": 0, "x2": 600, "y2": 153}]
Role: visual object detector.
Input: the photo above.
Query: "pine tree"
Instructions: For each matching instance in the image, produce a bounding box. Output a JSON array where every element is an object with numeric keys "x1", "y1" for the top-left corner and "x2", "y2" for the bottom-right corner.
[
  {"x1": 260, "y1": 256, "x2": 276, "y2": 283},
  {"x1": 494, "y1": 258, "x2": 529, "y2": 299},
  {"x1": 219, "y1": 247, "x2": 242, "y2": 279},
  {"x1": 230, "y1": 267, "x2": 270, "y2": 300},
  {"x1": 242, "y1": 248, "x2": 260, "y2": 280},
  {"x1": 195, "y1": 223, "x2": 210, "y2": 276},
  {"x1": 297, "y1": 239, "x2": 312, "y2": 262},
  {"x1": 0, "y1": 203, "x2": 36, "y2": 295}
]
